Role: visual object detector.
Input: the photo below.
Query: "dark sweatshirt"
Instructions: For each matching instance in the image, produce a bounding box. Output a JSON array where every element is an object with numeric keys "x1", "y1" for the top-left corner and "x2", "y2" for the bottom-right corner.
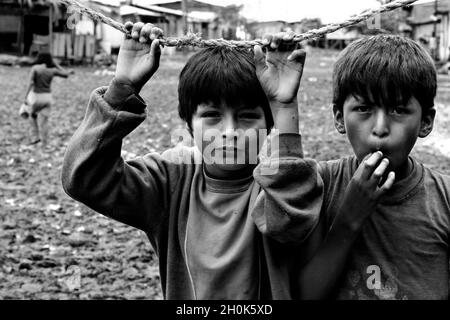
[
  {"x1": 254, "y1": 137, "x2": 450, "y2": 300},
  {"x1": 61, "y1": 87, "x2": 322, "y2": 299}
]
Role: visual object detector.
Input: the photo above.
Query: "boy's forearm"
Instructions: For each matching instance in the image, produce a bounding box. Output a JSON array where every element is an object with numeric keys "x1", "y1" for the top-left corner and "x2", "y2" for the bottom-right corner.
[
  {"x1": 62, "y1": 87, "x2": 147, "y2": 221},
  {"x1": 253, "y1": 133, "x2": 324, "y2": 244},
  {"x1": 295, "y1": 222, "x2": 357, "y2": 300},
  {"x1": 295, "y1": 203, "x2": 370, "y2": 299},
  {"x1": 270, "y1": 99, "x2": 299, "y2": 134},
  {"x1": 62, "y1": 86, "x2": 173, "y2": 235}
]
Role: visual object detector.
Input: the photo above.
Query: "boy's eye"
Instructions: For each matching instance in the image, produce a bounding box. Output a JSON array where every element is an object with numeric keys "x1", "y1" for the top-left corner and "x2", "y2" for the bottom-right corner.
[
  {"x1": 391, "y1": 107, "x2": 408, "y2": 115},
  {"x1": 201, "y1": 111, "x2": 221, "y2": 118},
  {"x1": 354, "y1": 105, "x2": 371, "y2": 112},
  {"x1": 239, "y1": 112, "x2": 260, "y2": 119}
]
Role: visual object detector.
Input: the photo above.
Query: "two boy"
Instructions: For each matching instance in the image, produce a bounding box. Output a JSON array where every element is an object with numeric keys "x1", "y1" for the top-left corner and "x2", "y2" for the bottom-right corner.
[{"x1": 62, "y1": 21, "x2": 449, "y2": 299}]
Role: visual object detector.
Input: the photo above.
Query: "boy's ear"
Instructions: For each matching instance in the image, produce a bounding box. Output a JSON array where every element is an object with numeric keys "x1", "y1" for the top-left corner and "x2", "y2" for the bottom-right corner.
[
  {"x1": 419, "y1": 108, "x2": 436, "y2": 138},
  {"x1": 333, "y1": 104, "x2": 346, "y2": 134}
]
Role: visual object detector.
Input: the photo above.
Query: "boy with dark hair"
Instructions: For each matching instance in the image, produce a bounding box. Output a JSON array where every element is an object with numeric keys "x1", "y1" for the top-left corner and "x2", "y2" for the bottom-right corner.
[
  {"x1": 254, "y1": 34, "x2": 450, "y2": 299},
  {"x1": 61, "y1": 22, "x2": 325, "y2": 299},
  {"x1": 178, "y1": 46, "x2": 274, "y2": 133}
]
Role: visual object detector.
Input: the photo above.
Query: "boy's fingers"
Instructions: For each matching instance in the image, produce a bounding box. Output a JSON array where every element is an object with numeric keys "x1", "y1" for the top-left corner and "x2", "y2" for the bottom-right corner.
[
  {"x1": 149, "y1": 39, "x2": 161, "y2": 63},
  {"x1": 361, "y1": 151, "x2": 383, "y2": 180},
  {"x1": 138, "y1": 24, "x2": 164, "y2": 43},
  {"x1": 124, "y1": 21, "x2": 133, "y2": 38},
  {"x1": 139, "y1": 23, "x2": 154, "y2": 43},
  {"x1": 371, "y1": 158, "x2": 389, "y2": 184},
  {"x1": 354, "y1": 152, "x2": 372, "y2": 178},
  {"x1": 253, "y1": 45, "x2": 267, "y2": 73},
  {"x1": 271, "y1": 32, "x2": 284, "y2": 49},
  {"x1": 151, "y1": 39, "x2": 161, "y2": 54},
  {"x1": 282, "y1": 32, "x2": 297, "y2": 51},
  {"x1": 283, "y1": 31, "x2": 295, "y2": 42},
  {"x1": 124, "y1": 21, "x2": 134, "y2": 32},
  {"x1": 362, "y1": 153, "x2": 373, "y2": 161},
  {"x1": 131, "y1": 22, "x2": 145, "y2": 39},
  {"x1": 151, "y1": 26, "x2": 164, "y2": 39},
  {"x1": 287, "y1": 49, "x2": 306, "y2": 65},
  {"x1": 377, "y1": 171, "x2": 395, "y2": 196},
  {"x1": 262, "y1": 34, "x2": 272, "y2": 47}
]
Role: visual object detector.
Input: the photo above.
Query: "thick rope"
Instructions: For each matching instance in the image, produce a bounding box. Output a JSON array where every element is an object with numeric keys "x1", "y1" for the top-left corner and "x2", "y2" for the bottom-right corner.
[{"x1": 60, "y1": 0, "x2": 419, "y2": 48}]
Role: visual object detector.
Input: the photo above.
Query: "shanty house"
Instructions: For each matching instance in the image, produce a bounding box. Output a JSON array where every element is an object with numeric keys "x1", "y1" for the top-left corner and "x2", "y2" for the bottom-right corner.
[
  {"x1": 131, "y1": 0, "x2": 225, "y2": 39},
  {"x1": 0, "y1": 0, "x2": 243, "y2": 58},
  {"x1": 75, "y1": 0, "x2": 227, "y2": 54},
  {"x1": 0, "y1": 0, "x2": 100, "y2": 61},
  {"x1": 0, "y1": 0, "x2": 67, "y2": 55},
  {"x1": 406, "y1": 0, "x2": 450, "y2": 61}
]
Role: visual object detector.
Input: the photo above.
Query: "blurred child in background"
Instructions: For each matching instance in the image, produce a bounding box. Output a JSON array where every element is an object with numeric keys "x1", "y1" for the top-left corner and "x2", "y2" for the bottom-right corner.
[{"x1": 23, "y1": 52, "x2": 73, "y2": 146}]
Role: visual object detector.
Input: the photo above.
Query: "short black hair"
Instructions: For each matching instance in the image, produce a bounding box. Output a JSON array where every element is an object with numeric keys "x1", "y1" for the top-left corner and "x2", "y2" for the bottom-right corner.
[
  {"x1": 178, "y1": 47, "x2": 273, "y2": 132},
  {"x1": 34, "y1": 52, "x2": 56, "y2": 68},
  {"x1": 333, "y1": 34, "x2": 436, "y2": 112}
]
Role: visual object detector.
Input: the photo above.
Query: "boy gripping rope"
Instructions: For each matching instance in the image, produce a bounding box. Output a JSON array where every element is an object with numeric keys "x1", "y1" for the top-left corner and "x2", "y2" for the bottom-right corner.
[{"x1": 255, "y1": 34, "x2": 450, "y2": 300}]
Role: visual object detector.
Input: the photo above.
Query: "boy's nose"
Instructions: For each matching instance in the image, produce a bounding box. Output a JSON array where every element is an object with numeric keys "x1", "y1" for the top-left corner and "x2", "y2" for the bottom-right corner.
[
  {"x1": 221, "y1": 116, "x2": 238, "y2": 138},
  {"x1": 372, "y1": 110, "x2": 390, "y2": 138}
]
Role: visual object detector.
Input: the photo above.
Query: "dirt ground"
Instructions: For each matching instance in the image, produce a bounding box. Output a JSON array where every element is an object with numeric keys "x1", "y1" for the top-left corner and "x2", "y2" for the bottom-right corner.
[{"x1": 1, "y1": 48, "x2": 449, "y2": 299}]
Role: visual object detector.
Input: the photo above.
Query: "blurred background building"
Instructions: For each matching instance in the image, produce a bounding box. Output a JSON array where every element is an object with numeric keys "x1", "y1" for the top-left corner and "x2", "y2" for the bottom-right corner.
[{"x1": 1, "y1": 0, "x2": 450, "y2": 63}]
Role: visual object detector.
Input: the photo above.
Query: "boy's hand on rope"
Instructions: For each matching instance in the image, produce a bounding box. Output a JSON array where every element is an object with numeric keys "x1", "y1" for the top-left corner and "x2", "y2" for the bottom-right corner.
[
  {"x1": 115, "y1": 22, "x2": 164, "y2": 93},
  {"x1": 337, "y1": 152, "x2": 396, "y2": 231},
  {"x1": 254, "y1": 32, "x2": 306, "y2": 106}
]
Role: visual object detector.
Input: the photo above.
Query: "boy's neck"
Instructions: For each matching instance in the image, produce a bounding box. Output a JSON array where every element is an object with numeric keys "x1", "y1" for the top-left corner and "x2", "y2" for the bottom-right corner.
[
  {"x1": 204, "y1": 164, "x2": 255, "y2": 181},
  {"x1": 392, "y1": 157, "x2": 414, "y2": 182}
]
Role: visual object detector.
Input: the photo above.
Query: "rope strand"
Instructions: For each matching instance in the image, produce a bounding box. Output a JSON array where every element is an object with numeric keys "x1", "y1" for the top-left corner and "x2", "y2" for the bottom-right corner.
[{"x1": 59, "y1": 0, "x2": 420, "y2": 48}]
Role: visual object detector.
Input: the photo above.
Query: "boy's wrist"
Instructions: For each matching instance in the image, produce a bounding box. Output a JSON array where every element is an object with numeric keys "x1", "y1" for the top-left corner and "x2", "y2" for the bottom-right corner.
[
  {"x1": 274, "y1": 133, "x2": 303, "y2": 158},
  {"x1": 269, "y1": 99, "x2": 298, "y2": 109},
  {"x1": 271, "y1": 98, "x2": 299, "y2": 134},
  {"x1": 104, "y1": 78, "x2": 139, "y2": 109},
  {"x1": 334, "y1": 197, "x2": 376, "y2": 235}
]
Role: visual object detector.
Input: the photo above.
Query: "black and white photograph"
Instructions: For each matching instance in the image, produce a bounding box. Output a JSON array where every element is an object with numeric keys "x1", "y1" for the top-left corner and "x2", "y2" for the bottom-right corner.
[{"x1": 0, "y1": 0, "x2": 449, "y2": 304}]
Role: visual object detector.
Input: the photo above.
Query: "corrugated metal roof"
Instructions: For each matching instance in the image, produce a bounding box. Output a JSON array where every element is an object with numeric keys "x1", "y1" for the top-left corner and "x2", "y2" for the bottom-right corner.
[{"x1": 120, "y1": 4, "x2": 162, "y2": 17}]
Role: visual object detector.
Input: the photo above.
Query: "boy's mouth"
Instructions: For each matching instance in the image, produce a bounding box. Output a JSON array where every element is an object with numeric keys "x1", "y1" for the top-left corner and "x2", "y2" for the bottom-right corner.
[
  {"x1": 373, "y1": 147, "x2": 385, "y2": 154},
  {"x1": 371, "y1": 149, "x2": 389, "y2": 159},
  {"x1": 369, "y1": 142, "x2": 389, "y2": 154},
  {"x1": 364, "y1": 146, "x2": 392, "y2": 163}
]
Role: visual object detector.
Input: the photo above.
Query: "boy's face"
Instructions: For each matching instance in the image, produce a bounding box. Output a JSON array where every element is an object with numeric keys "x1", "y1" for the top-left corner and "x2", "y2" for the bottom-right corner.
[
  {"x1": 334, "y1": 95, "x2": 435, "y2": 176},
  {"x1": 191, "y1": 101, "x2": 268, "y2": 179}
]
